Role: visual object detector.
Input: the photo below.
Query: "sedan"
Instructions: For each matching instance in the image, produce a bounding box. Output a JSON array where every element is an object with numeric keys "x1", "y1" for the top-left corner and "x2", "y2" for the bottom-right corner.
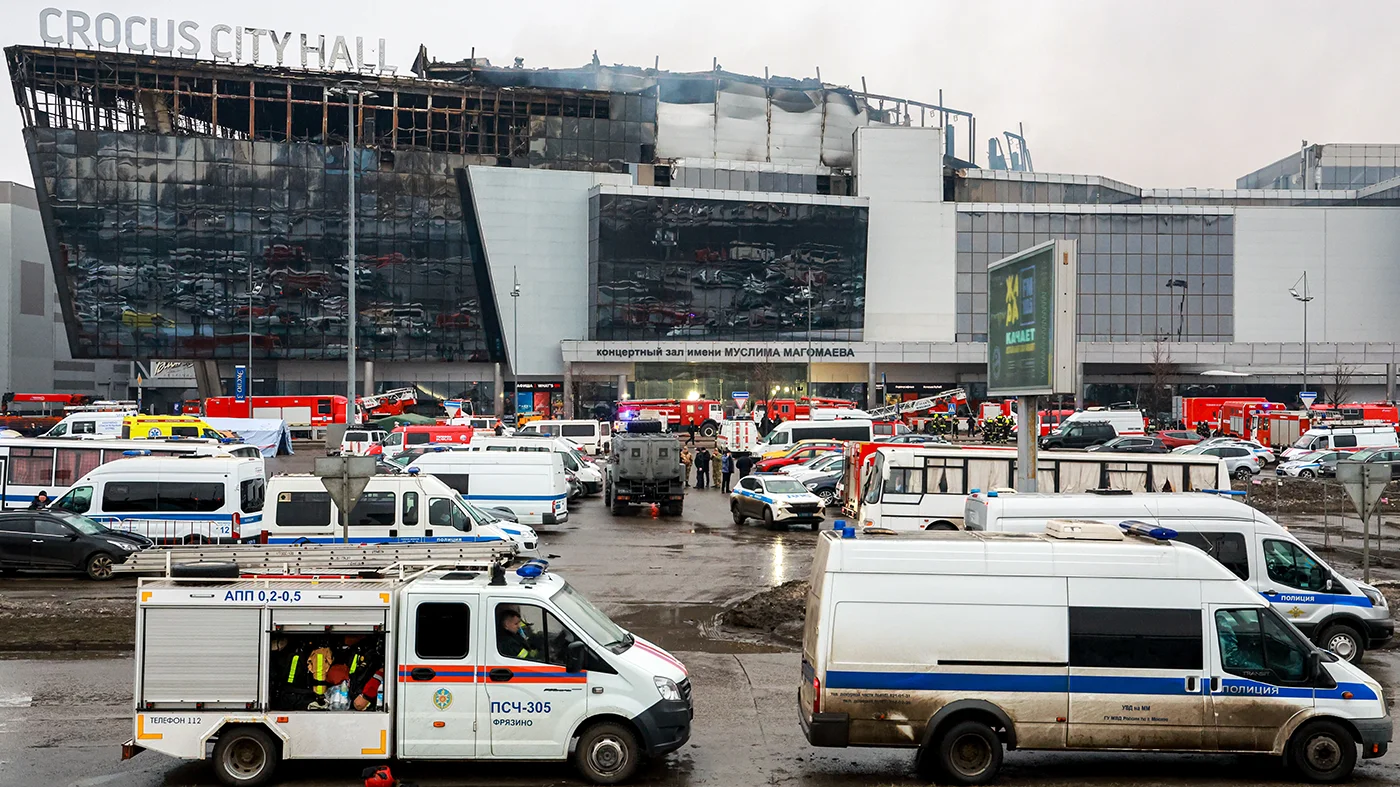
[
  {"x1": 1276, "y1": 450, "x2": 1350, "y2": 479},
  {"x1": 783, "y1": 454, "x2": 845, "y2": 483},
  {"x1": 1338, "y1": 448, "x2": 1400, "y2": 480},
  {"x1": 801, "y1": 468, "x2": 845, "y2": 508},
  {"x1": 0, "y1": 511, "x2": 151, "y2": 580},
  {"x1": 731, "y1": 474, "x2": 826, "y2": 530},
  {"x1": 1157, "y1": 430, "x2": 1204, "y2": 449},
  {"x1": 882, "y1": 434, "x2": 952, "y2": 445},
  {"x1": 1086, "y1": 436, "x2": 1169, "y2": 454}
]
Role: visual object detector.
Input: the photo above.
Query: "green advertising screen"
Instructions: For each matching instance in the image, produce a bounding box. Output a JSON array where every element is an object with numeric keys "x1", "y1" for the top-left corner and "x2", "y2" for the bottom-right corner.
[{"x1": 988, "y1": 244, "x2": 1057, "y2": 395}]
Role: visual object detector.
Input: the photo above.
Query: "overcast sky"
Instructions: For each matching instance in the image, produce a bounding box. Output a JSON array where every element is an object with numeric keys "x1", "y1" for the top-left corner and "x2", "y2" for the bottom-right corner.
[{"x1": 2, "y1": 0, "x2": 1396, "y2": 188}]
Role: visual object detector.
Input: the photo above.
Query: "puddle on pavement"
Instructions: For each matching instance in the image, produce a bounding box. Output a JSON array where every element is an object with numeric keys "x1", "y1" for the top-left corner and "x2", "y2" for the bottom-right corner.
[{"x1": 614, "y1": 602, "x2": 791, "y2": 654}]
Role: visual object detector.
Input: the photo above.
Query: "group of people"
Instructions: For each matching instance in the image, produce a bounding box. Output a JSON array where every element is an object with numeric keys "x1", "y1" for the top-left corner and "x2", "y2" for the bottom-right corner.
[
  {"x1": 679, "y1": 444, "x2": 756, "y2": 494},
  {"x1": 270, "y1": 634, "x2": 385, "y2": 712}
]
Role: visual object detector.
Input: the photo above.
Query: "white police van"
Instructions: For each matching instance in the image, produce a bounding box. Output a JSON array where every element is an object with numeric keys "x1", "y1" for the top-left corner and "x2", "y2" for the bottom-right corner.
[
  {"x1": 464, "y1": 435, "x2": 603, "y2": 496},
  {"x1": 47, "y1": 455, "x2": 265, "y2": 543},
  {"x1": 801, "y1": 522, "x2": 1390, "y2": 785},
  {"x1": 262, "y1": 474, "x2": 537, "y2": 552},
  {"x1": 963, "y1": 491, "x2": 1394, "y2": 663},
  {"x1": 124, "y1": 559, "x2": 692, "y2": 786},
  {"x1": 409, "y1": 451, "x2": 569, "y2": 526}
]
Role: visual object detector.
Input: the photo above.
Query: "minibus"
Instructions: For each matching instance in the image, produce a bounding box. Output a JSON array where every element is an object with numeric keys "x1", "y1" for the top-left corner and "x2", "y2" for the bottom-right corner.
[
  {"x1": 464, "y1": 435, "x2": 603, "y2": 495},
  {"x1": 516, "y1": 419, "x2": 610, "y2": 455},
  {"x1": 408, "y1": 451, "x2": 568, "y2": 525}
]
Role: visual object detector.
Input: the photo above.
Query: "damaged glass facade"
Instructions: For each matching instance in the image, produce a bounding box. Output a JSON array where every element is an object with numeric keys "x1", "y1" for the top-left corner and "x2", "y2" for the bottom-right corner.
[
  {"x1": 589, "y1": 193, "x2": 868, "y2": 341},
  {"x1": 31, "y1": 127, "x2": 486, "y2": 361}
]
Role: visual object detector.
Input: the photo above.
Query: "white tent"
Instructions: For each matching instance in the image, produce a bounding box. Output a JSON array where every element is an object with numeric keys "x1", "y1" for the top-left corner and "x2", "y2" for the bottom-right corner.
[{"x1": 204, "y1": 417, "x2": 295, "y2": 458}]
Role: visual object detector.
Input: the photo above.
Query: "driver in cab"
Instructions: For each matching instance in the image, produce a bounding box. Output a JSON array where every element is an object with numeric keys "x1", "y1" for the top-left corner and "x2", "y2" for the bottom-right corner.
[{"x1": 497, "y1": 605, "x2": 540, "y2": 660}]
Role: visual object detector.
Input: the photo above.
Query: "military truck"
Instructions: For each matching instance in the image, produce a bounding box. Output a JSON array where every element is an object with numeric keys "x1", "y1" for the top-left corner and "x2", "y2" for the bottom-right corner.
[{"x1": 605, "y1": 423, "x2": 685, "y2": 515}]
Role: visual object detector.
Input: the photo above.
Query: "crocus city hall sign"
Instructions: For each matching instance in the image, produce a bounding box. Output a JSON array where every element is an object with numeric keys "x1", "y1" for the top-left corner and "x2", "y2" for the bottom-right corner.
[{"x1": 38, "y1": 8, "x2": 393, "y2": 73}]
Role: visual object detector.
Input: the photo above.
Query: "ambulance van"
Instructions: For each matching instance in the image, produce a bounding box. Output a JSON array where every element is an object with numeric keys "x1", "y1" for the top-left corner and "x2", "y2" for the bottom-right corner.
[
  {"x1": 800, "y1": 523, "x2": 1390, "y2": 785},
  {"x1": 963, "y1": 491, "x2": 1394, "y2": 663}
]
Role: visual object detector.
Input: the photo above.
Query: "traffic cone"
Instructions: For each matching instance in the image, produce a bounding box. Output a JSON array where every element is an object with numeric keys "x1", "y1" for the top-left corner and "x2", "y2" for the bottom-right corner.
[{"x1": 650, "y1": 503, "x2": 659, "y2": 518}]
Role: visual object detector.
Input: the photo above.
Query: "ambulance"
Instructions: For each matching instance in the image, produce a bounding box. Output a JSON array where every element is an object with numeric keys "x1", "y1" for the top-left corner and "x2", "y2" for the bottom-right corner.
[
  {"x1": 800, "y1": 523, "x2": 1390, "y2": 785},
  {"x1": 123, "y1": 559, "x2": 693, "y2": 786}
]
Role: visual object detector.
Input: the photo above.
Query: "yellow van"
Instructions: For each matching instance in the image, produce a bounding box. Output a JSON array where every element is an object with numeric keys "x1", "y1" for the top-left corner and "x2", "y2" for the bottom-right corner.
[{"x1": 121, "y1": 415, "x2": 226, "y2": 440}]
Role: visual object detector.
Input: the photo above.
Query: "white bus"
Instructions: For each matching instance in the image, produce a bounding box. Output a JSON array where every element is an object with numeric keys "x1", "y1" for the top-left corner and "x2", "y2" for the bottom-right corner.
[
  {"x1": 854, "y1": 445, "x2": 1230, "y2": 531},
  {"x1": 47, "y1": 455, "x2": 266, "y2": 543},
  {"x1": 0, "y1": 437, "x2": 260, "y2": 511}
]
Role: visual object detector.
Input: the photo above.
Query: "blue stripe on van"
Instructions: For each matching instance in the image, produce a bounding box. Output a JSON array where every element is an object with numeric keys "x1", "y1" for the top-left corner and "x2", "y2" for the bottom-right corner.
[
  {"x1": 463, "y1": 494, "x2": 567, "y2": 502},
  {"x1": 265, "y1": 535, "x2": 506, "y2": 545},
  {"x1": 824, "y1": 671, "x2": 1378, "y2": 701},
  {"x1": 1266, "y1": 592, "x2": 1374, "y2": 608}
]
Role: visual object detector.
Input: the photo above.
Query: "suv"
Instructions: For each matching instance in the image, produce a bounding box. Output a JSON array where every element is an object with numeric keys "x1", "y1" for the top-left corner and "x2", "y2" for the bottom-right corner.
[
  {"x1": 0, "y1": 511, "x2": 151, "y2": 580},
  {"x1": 1192, "y1": 444, "x2": 1262, "y2": 479},
  {"x1": 1038, "y1": 420, "x2": 1115, "y2": 450}
]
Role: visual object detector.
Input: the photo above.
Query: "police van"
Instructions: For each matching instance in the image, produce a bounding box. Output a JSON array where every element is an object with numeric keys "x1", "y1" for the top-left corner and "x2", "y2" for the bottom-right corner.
[
  {"x1": 963, "y1": 491, "x2": 1393, "y2": 663},
  {"x1": 409, "y1": 451, "x2": 569, "y2": 525},
  {"x1": 262, "y1": 474, "x2": 537, "y2": 553},
  {"x1": 464, "y1": 435, "x2": 603, "y2": 496},
  {"x1": 800, "y1": 523, "x2": 1390, "y2": 785},
  {"x1": 47, "y1": 455, "x2": 265, "y2": 543},
  {"x1": 123, "y1": 559, "x2": 692, "y2": 786}
]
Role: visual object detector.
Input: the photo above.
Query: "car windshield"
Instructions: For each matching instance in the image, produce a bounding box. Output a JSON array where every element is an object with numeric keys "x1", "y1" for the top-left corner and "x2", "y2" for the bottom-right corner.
[
  {"x1": 804, "y1": 455, "x2": 838, "y2": 470},
  {"x1": 54, "y1": 512, "x2": 107, "y2": 535},
  {"x1": 553, "y1": 581, "x2": 632, "y2": 654},
  {"x1": 1348, "y1": 448, "x2": 1383, "y2": 462},
  {"x1": 1291, "y1": 450, "x2": 1327, "y2": 463},
  {"x1": 454, "y1": 494, "x2": 501, "y2": 527},
  {"x1": 764, "y1": 479, "x2": 808, "y2": 494}
]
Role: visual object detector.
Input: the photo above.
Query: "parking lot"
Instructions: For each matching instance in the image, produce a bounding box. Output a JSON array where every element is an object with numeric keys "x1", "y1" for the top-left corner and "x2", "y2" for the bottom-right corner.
[{"x1": 3, "y1": 465, "x2": 1400, "y2": 787}]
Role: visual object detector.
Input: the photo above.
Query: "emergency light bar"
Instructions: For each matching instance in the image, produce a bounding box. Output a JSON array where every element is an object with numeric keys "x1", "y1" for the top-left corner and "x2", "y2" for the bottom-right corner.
[
  {"x1": 122, "y1": 449, "x2": 152, "y2": 456},
  {"x1": 1118, "y1": 520, "x2": 1178, "y2": 541},
  {"x1": 516, "y1": 558, "x2": 550, "y2": 579}
]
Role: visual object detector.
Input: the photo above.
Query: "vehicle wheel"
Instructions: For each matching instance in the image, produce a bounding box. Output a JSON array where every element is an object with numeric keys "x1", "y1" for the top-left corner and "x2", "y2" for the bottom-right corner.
[
  {"x1": 732, "y1": 502, "x2": 746, "y2": 525},
  {"x1": 84, "y1": 553, "x2": 115, "y2": 581},
  {"x1": 1319, "y1": 623, "x2": 1365, "y2": 663},
  {"x1": 212, "y1": 726, "x2": 278, "y2": 787},
  {"x1": 935, "y1": 720, "x2": 1003, "y2": 785},
  {"x1": 925, "y1": 521, "x2": 959, "y2": 531},
  {"x1": 573, "y1": 721, "x2": 641, "y2": 785},
  {"x1": 763, "y1": 507, "x2": 780, "y2": 530},
  {"x1": 1289, "y1": 719, "x2": 1357, "y2": 783},
  {"x1": 1300, "y1": 469, "x2": 1316, "y2": 479},
  {"x1": 810, "y1": 520, "x2": 821, "y2": 532},
  {"x1": 1233, "y1": 466, "x2": 1254, "y2": 480},
  {"x1": 816, "y1": 488, "x2": 837, "y2": 507},
  {"x1": 700, "y1": 421, "x2": 719, "y2": 438}
]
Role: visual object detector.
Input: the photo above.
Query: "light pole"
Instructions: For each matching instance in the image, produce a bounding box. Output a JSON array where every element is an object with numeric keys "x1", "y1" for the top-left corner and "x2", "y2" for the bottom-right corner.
[
  {"x1": 803, "y1": 274, "x2": 813, "y2": 398},
  {"x1": 1291, "y1": 272, "x2": 1314, "y2": 400},
  {"x1": 511, "y1": 267, "x2": 521, "y2": 417},
  {"x1": 333, "y1": 80, "x2": 374, "y2": 424},
  {"x1": 247, "y1": 250, "x2": 254, "y2": 417}
]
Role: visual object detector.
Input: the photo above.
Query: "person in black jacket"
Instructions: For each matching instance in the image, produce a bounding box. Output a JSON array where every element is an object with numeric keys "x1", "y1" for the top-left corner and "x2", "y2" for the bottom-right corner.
[{"x1": 694, "y1": 447, "x2": 711, "y2": 489}]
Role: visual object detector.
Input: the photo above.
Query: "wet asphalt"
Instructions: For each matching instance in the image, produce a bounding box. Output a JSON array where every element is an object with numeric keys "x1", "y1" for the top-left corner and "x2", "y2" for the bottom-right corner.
[{"x1": 5, "y1": 462, "x2": 1400, "y2": 786}]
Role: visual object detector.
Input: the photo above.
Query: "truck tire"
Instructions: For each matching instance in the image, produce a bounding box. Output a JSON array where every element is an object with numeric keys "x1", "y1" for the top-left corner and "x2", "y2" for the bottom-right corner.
[
  {"x1": 84, "y1": 552, "x2": 116, "y2": 581},
  {"x1": 700, "y1": 420, "x2": 719, "y2": 438},
  {"x1": 1289, "y1": 719, "x2": 1357, "y2": 783},
  {"x1": 933, "y1": 720, "x2": 1002, "y2": 785},
  {"x1": 1318, "y1": 623, "x2": 1365, "y2": 663},
  {"x1": 663, "y1": 501, "x2": 684, "y2": 517},
  {"x1": 732, "y1": 502, "x2": 746, "y2": 525},
  {"x1": 573, "y1": 721, "x2": 641, "y2": 785},
  {"x1": 212, "y1": 725, "x2": 278, "y2": 787}
]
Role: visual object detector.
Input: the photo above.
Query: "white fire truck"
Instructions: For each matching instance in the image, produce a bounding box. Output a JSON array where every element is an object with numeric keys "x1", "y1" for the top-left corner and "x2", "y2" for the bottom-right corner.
[{"x1": 123, "y1": 559, "x2": 693, "y2": 786}]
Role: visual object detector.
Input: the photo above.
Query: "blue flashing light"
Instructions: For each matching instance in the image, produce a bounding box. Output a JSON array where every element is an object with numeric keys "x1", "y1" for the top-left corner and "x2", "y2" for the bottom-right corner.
[
  {"x1": 987, "y1": 490, "x2": 999, "y2": 497},
  {"x1": 1202, "y1": 488, "x2": 1246, "y2": 497},
  {"x1": 970, "y1": 488, "x2": 981, "y2": 495},
  {"x1": 832, "y1": 519, "x2": 847, "y2": 530},
  {"x1": 432, "y1": 446, "x2": 450, "y2": 452},
  {"x1": 516, "y1": 558, "x2": 550, "y2": 579},
  {"x1": 167, "y1": 435, "x2": 182, "y2": 440},
  {"x1": 1118, "y1": 519, "x2": 1179, "y2": 541},
  {"x1": 841, "y1": 527, "x2": 856, "y2": 539},
  {"x1": 122, "y1": 449, "x2": 152, "y2": 456},
  {"x1": 406, "y1": 466, "x2": 421, "y2": 475}
]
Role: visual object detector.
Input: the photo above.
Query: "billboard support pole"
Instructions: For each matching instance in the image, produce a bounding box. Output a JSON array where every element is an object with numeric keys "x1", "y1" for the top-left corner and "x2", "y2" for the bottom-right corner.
[{"x1": 1016, "y1": 396, "x2": 1039, "y2": 492}]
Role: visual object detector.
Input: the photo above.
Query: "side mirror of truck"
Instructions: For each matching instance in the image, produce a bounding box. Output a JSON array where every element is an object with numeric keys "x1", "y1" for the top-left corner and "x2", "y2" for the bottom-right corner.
[{"x1": 566, "y1": 640, "x2": 587, "y2": 674}]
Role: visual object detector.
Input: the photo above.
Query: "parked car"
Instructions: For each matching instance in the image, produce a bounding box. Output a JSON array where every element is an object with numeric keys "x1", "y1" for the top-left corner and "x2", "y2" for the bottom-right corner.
[
  {"x1": 1338, "y1": 447, "x2": 1400, "y2": 480},
  {"x1": 781, "y1": 453, "x2": 846, "y2": 483},
  {"x1": 1085, "y1": 436, "x2": 1169, "y2": 454},
  {"x1": 753, "y1": 441, "x2": 845, "y2": 473},
  {"x1": 1037, "y1": 420, "x2": 1116, "y2": 450},
  {"x1": 0, "y1": 510, "x2": 152, "y2": 580},
  {"x1": 800, "y1": 467, "x2": 845, "y2": 508},
  {"x1": 1195, "y1": 436, "x2": 1276, "y2": 465},
  {"x1": 1156, "y1": 429, "x2": 1204, "y2": 449},
  {"x1": 1183, "y1": 443, "x2": 1262, "y2": 479},
  {"x1": 882, "y1": 434, "x2": 951, "y2": 445},
  {"x1": 1276, "y1": 449, "x2": 1350, "y2": 479},
  {"x1": 731, "y1": 474, "x2": 825, "y2": 530}
]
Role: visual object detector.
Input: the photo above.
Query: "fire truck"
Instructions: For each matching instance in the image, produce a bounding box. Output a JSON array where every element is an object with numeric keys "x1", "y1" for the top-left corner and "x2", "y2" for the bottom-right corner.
[
  {"x1": 356, "y1": 387, "x2": 418, "y2": 418},
  {"x1": 1217, "y1": 400, "x2": 1288, "y2": 442},
  {"x1": 204, "y1": 395, "x2": 351, "y2": 426},
  {"x1": 1173, "y1": 396, "x2": 1270, "y2": 432},
  {"x1": 753, "y1": 396, "x2": 858, "y2": 422},
  {"x1": 617, "y1": 399, "x2": 727, "y2": 437},
  {"x1": 0, "y1": 392, "x2": 102, "y2": 434},
  {"x1": 1242, "y1": 403, "x2": 1400, "y2": 449}
]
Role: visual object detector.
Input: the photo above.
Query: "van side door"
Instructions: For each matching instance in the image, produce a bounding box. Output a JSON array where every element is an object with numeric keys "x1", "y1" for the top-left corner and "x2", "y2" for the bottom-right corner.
[
  {"x1": 397, "y1": 593, "x2": 481, "y2": 758},
  {"x1": 483, "y1": 598, "x2": 589, "y2": 757},
  {"x1": 1206, "y1": 605, "x2": 1316, "y2": 751}
]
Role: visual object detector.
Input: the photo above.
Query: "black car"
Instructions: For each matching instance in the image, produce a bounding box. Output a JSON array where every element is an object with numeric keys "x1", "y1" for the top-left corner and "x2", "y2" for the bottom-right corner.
[
  {"x1": 802, "y1": 468, "x2": 845, "y2": 507},
  {"x1": 0, "y1": 511, "x2": 152, "y2": 580},
  {"x1": 1039, "y1": 420, "x2": 1116, "y2": 450},
  {"x1": 1086, "y1": 436, "x2": 1169, "y2": 454}
]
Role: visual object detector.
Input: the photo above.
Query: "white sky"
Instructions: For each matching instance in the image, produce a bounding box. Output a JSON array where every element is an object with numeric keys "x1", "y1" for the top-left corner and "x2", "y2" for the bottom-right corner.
[{"x1": 2, "y1": 0, "x2": 1397, "y2": 188}]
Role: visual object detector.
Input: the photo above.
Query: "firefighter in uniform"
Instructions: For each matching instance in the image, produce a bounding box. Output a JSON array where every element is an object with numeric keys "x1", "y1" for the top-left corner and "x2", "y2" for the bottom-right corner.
[{"x1": 270, "y1": 638, "x2": 318, "y2": 710}]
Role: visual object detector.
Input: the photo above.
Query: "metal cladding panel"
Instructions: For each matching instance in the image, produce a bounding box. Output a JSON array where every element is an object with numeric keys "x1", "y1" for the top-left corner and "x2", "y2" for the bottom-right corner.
[
  {"x1": 272, "y1": 607, "x2": 387, "y2": 629},
  {"x1": 141, "y1": 607, "x2": 261, "y2": 704}
]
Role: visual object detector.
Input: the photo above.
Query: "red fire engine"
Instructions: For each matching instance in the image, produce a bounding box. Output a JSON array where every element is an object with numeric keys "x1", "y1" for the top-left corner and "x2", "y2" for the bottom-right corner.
[
  {"x1": 204, "y1": 395, "x2": 351, "y2": 425},
  {"x1": 1217, "y1": 400, "x2": 1288, "y2": 441},
  {"x1": 754, "y1": 396, "x2": 857, "y2": 422},
  {"x1": 1175, "y1": 396, "x2": 1269, "y2": 432},
  {"x1": 0, "y1": 393, "x2": 102, "y2": 434},
  {"x1": 357, "y1": 387, "x2": 419, "y2": 418},
  {"x1": 617, "y1": 399, "x2": 727, "y2": 437},
  {"x1": 1309, "y1": 402, "x2": 1400, "y2": 424}
]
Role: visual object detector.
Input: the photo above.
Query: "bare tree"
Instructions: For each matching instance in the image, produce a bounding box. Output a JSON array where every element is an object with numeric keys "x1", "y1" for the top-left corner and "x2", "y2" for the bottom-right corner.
[
  {"x1": 1141, "y1": 340, "x2": 1176, "y2": 425},
  {"x1": 1323, "y1": 363, "x2": 1358, "y2": 406},
  {"x1": 751, "y1": 360, "x2": 778, "y2": 418}
]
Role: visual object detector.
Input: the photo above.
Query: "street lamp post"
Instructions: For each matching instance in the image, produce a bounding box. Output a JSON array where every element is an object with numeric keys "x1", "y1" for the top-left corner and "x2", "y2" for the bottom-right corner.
[
  {"x1": 804, "y1": 275, "x2": 813, "y2": 398},
  {"x1": 1291, "y1": 272, "x2": 1314, "y2": 400},
  {"x1": 511, "y1": 267, "x2": 521, "y2": 417},
  {"x1": 333, "y1": 80, "x2": 375, "y2": 424}
]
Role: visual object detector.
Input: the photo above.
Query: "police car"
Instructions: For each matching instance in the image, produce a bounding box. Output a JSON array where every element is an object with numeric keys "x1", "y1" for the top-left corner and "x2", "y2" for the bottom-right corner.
[{"x1": 731, "y1": 473, "x2": 826, "y2": 530}]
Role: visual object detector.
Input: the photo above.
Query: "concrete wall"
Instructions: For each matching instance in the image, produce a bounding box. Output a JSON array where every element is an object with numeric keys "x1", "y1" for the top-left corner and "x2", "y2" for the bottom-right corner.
[
  {"x1": 1234, "y1": 206, "x2": 1400, "y2": 343},
  {"x1": 466, "y1": 167, "x2": 631, "y2": 378},
  {"x1": 1, "y1": 182, "x2": 61, "y2": 393},
  {"x1": 855, "y1": 126, "x2": 958, "y2": 343}
]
